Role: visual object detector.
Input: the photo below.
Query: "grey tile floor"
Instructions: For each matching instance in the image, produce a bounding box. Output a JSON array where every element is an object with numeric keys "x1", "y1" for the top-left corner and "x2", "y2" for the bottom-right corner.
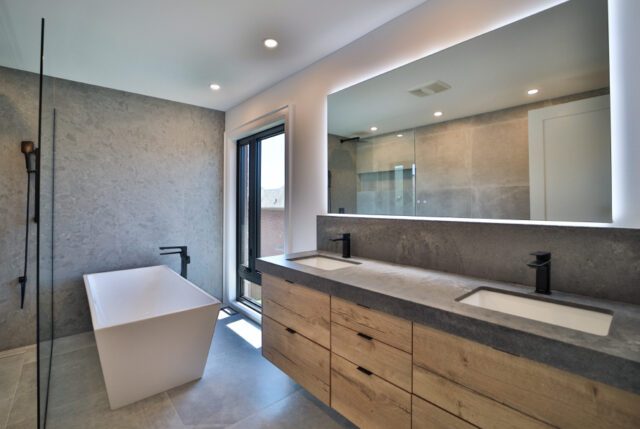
[
  {"x1": 0, "y1": 344, "x2": 37, "y2": 429},
  {"x1": 43, "y1": 313, "x2": 355, "y2": 429}
]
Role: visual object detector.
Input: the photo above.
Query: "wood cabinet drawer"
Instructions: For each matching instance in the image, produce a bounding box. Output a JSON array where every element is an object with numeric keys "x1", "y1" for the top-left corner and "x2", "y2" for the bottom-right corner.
[
  {"x1": 413, "y1": 365, "x2": 551, "y2": 429},
  {"x1": 262, "y1": 316, "x2": 330, "y2": 405},
  {"x1": 262, "y1": 274, "x2": 330, "y2": 348},
  {"x1": 414, "y1": 323, "x2": 640, "y2": 429},
  {"x1": 331, "y1": 353, "x2": 411, "y2": 429},
  {"x1": 412, "y1": 394, "x2": 475, "y2": 429},
  {"x1": 331, "y1": 296, "x2": 412, "y2": 353},
  {"x1": 331, "y1": 322, "x2": 411, "y2": 392}
]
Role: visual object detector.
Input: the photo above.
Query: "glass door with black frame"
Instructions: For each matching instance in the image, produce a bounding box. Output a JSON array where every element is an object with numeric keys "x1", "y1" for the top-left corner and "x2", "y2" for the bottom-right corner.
[{"x1": 236, "y1": 125, "x2": 285, "y2": 310}]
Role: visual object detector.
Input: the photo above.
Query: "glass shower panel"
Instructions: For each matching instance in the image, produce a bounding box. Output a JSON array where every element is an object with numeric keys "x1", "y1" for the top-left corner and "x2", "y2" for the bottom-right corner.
[
  {"x1": 355, "y1": 131, "x2": 415, "y2": 216},
  {"x1": 37, "y1": 18, "x2": 55, "y2": 429}
]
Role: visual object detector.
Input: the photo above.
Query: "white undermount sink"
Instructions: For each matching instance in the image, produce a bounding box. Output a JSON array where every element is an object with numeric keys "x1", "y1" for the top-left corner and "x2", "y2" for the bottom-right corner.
[
  {"x1": 458, "y1": 288, "x2": 613, "y2": 336},
  {"x1": 288, "y1": 255, "x2": 360, "y2": 271}
]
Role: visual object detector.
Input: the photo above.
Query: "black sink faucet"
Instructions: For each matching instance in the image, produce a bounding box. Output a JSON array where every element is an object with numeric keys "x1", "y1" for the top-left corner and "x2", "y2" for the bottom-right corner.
[
  {"x1": 160, "y1": 246, "x2": 190, "y2": 278},
  {"x1": 330, "y1": 233, "x2": 351, "y2": 258},
  {"x1": 527, "y1": 251, "x2": 551, "y2": 295}
]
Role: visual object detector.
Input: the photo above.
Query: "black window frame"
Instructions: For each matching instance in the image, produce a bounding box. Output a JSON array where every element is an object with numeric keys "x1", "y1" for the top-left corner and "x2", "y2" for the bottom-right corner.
[{"x1": 236, "y1": 124, "x2": 285, "y2": 309}]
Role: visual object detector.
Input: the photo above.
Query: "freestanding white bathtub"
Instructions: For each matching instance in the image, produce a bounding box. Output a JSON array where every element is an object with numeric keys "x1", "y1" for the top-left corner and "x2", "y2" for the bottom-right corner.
[{"x1": 84, "y1": 265, "x2": 220, "y2": 409}]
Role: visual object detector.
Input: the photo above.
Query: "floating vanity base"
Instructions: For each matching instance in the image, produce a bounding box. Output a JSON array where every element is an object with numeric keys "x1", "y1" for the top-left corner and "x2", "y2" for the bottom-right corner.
[{"x1": 259, "y1": 265, "x2": 640, "y2": 429}]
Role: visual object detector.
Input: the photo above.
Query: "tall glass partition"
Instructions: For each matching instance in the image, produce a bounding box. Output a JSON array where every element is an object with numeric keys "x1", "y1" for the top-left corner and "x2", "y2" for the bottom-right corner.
[{"x1": 37, "y1": 17, "x2": 55, "y2": 429}]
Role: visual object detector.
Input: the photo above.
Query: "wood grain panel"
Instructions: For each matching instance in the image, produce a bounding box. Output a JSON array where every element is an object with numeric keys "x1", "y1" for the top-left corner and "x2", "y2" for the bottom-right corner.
[
  {"x1": 412, "y1": 394, "x2": 475, "y2": 429},
  {"x1": 331, "y1": 322, "x2": 411, "y2": 392},
  {"x1": 331, "y1": 353, "x2": 411, "y2": 429},
  {"x1": 331, "y1": 296, "x2": 412, "y2": 352},
  {"x1": 262, "y1": 274, "x2": 330, "y2": 348},
  {"x1": 262, "y1": 316, "x2": 330, "y2": 405},
  {"x1": 414, "y1": 323, "x2": 640, "y2": 429},
  {"x1": 413, "y1": 365, "x2": 551, "y2": 429}
]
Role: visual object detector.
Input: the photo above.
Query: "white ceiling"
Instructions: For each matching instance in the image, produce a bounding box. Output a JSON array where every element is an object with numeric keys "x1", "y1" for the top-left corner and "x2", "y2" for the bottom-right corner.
[
  {"x1": 328, "y1": 0, "x2": 609, "y2": 138},
  {"x1": 0, "y1": 0, "x2": 426, "y2": 111}
]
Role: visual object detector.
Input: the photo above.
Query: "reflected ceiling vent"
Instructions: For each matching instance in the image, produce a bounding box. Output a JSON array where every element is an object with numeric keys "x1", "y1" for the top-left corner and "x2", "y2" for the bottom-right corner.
[{"x1": 408, "y1": 80, "x2": 451, "y2": 97}]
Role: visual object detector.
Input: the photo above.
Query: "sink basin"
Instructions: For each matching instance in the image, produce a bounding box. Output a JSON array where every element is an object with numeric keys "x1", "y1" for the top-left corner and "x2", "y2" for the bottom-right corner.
[
  {"x1": 288, "y1": 255, "x2": 360, "y2": 271},
  {"x1": 458, "y1": 288, "x2": 613, "y2": 336}
]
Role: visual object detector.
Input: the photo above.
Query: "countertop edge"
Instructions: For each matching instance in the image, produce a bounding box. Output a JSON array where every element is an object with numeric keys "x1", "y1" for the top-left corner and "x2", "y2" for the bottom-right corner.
[{"x1": 256, "y1": 257, "x2": 640, "y2": 395}]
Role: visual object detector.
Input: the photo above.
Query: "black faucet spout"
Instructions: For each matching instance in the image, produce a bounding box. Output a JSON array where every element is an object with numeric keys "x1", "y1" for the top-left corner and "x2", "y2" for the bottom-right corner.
[
  {"x1": 527, "y1": 251, "x2": 551, "y2": 294},
  {"x1": 330, "y1": 233, "x2": 351, "y2": 258}
]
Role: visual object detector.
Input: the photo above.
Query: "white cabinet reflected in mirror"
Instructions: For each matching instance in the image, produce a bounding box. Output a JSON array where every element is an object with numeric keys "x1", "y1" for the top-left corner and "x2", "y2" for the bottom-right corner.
[{"x1": 327, "y1": 0, "x2": 611, "y2": 223}]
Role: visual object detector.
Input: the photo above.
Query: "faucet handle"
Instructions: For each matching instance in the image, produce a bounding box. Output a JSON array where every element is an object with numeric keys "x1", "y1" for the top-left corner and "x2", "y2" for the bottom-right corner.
[
  {"x1": 159, "y1": 246, "x2": 188, "y2": 254},
  {"x1": 530, "y1": 251, "x2": 551, "y2": 261},
  {"x1": 330, "y1": 233, "x2": 350, "y2": 241}
]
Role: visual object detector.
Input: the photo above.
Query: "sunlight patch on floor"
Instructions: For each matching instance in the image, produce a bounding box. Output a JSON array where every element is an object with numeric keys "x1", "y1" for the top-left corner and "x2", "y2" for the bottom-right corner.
[{"x1": 226, "y1": 319, "x2": 262, "y2": 348}]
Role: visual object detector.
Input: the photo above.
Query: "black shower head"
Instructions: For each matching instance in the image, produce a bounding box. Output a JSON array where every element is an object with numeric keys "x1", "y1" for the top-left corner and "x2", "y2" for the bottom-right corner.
[
  {"x1": 340, "y1": 136, "x2": 360, "y2": 144},
  {"x1": 21, "y1": 141, "x2": 35, "y2": 154},
  {"x1": 20, "y1": 141, "x2": 36, "y2": 172}
]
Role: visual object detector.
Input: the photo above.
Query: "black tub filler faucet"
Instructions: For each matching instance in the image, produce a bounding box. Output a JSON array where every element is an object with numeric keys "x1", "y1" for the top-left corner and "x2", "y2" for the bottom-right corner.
[{"x1": 159, "y1": 246, "x2": 190, "y2": 278}]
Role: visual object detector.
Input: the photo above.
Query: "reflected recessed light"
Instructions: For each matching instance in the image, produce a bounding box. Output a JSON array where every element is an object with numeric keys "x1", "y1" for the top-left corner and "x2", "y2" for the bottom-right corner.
[
  {"x1": 264, "y1": 38, "x2": 278, "y2": 49},
  {"x1": 370, "y1": 126, "x2": 378, "y2": 132},
  {"x1": 527, "y1": 88, "x2": 539, "y2": 95},
  {"x1": 397, "y1": 134, "x2": 403, "y2": 138},
  {"x1": 433, "y1": 111, "x2": 443, "y2": 117},
  {"x1": 209, "y1": 83, "x2": 221, "y2": 91}
]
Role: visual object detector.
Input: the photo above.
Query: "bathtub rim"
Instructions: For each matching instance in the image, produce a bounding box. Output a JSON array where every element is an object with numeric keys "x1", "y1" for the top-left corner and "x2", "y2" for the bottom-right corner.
[{"x1": 84, "y1": 265, "x2": 221, "y2": 331}]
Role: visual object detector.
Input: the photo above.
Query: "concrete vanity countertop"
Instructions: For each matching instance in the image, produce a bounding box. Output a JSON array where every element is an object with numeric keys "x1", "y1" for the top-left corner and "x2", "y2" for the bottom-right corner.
[{"x1": 257, "y1": 251, "x2": 640, "y2": 395}]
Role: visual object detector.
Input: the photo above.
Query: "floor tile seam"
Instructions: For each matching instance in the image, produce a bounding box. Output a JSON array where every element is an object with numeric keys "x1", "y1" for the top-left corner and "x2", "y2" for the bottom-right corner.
[
  {"x1": 219, "y1": 389, "x2": 302, "y2": 429},
  {"x1": 4, "y1": 360, "x2": 29, "y2": 428}
]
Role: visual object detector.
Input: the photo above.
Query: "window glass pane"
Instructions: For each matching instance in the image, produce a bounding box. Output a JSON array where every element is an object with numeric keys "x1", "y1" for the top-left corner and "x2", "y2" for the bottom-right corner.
[
  {"x1": 241, "y1": 279, "x2": 262, "y2": 306},
  {"x1": 260, "y1": 133, "x2": 285, "y2": 257}
]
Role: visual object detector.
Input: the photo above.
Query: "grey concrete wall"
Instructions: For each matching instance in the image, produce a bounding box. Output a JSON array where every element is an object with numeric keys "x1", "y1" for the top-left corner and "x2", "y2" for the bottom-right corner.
[
  {"x1": 317, "y1": 215, "x2": 640, "y2": 305},
  {"x1": 414, "y1": 88, "x2": 609, "y2": 219},
  {"x1": 0, "y1": 67, "x2": 39, "y2": 350},
  {"x1": 415, "y1": 111, "x2": 529, "y2": 219},
  {"x1": 0, "y1": 66, "x2": 225, "y2": 349}
]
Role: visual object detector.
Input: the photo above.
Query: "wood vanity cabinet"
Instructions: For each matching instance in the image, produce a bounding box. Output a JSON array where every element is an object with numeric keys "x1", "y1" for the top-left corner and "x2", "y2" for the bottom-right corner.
[
  {"x1": 413, "y1": 323, "x2": 640, "y2": 429},
  {"x1": 330, "y1": 297, "x2": 413, "y2": 428},
  {"x1": 261, "y1": 274, "x2": 331, "y2": 405},
  {"x1": 331, "y1": 353, "x2": 411, "y2": 429},
  {"x1": 262, "y1": 274, "x2": 330, "y2": 348},
  {"x1": 261, "y1": 273, "x2": 640, "y2": 429}
]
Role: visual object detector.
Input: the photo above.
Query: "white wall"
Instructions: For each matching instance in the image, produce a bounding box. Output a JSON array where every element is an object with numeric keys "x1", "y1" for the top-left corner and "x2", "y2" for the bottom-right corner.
[{"x1": 226, "y1": 0, "x2": 639, "y2": 255}]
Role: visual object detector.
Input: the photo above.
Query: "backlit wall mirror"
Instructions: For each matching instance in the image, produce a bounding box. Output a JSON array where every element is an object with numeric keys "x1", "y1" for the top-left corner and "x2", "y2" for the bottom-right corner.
[{"x1": 327, "y1": 0, "x2": 610, "y2": 222}]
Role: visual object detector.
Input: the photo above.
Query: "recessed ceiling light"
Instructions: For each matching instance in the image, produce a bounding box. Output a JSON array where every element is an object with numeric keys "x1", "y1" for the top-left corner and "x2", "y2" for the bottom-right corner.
[
  {"x1": 370, "y1": 126, "x2": 378, "y2": 132},
  {"x1": 264, "y1": 38, "x2": 278, "y2": 49},
  {"x1": 209, "y1": 83, "x2": 221, "y2": 91},
  {"x1": 397, "y1": 134, "x2": 403, "y2": 138},
  {"x1": 527, "y1": 88, "x2": 539, "y2": 95},
  {"x1": 433, "y1": 111, "x2": 443, "y2": 117}
]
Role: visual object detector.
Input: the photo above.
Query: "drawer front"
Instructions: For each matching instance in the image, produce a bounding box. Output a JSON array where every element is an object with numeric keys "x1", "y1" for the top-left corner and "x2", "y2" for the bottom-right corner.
[
  {"x1": 331, "y1": 296, "x2": 412, "y2": 353},
  {"x1": 262, "y1": 316, "x2": 330, "y2": 405},
  {"x1": 414, "y1": 323, "x2": 640, "y2": 429},
  {"x1": 331, "y1": 322, "x2": 411, "y2": 392},
  {"x1": 412, "y1": 394, "x2": 475, "y2": 429},
  {"x1": 331, "y1": 353, "x2": 411, "y2": 429},
  {"x1": 262, "y1": 274, "x2": 330, "y2": 348},
  {"x1": 413, "y1": 365, "x2": 551, "y2": 429}
]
